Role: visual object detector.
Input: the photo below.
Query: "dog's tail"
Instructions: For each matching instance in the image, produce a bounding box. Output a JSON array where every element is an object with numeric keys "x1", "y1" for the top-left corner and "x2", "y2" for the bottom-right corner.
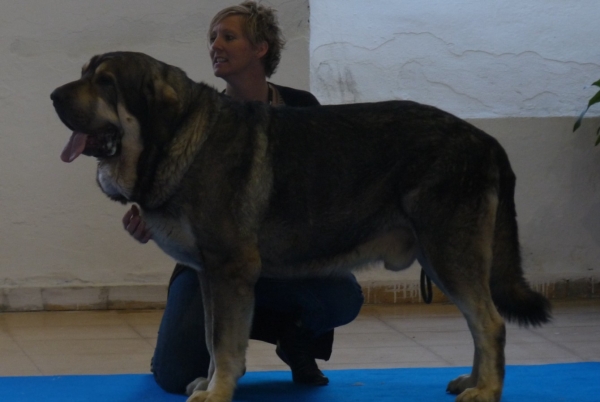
[{"x1": 489, "y1": 147, "x2": 551, "y2": 327}]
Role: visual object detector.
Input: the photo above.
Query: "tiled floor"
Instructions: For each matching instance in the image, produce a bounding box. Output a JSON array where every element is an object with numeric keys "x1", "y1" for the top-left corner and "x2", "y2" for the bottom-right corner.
[{"x1": 0, "y1": 300, "x2": 598, "y2": 377}]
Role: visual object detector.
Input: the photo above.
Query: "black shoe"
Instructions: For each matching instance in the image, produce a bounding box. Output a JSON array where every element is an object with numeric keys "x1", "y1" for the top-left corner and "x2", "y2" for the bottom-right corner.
[{"x1": 276, "y1": 322, "x2": 329, "y2": 386}]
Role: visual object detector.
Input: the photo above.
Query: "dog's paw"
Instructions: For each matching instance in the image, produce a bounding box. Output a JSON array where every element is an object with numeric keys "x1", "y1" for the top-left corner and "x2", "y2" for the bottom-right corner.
[
  {"x1": 454, "y1": 387, "x2": 501, "y2": 402},
  {"x1": 186, "y1": 390, "x2": 232, "y2": 402},
  {"x1": 186, "y1": 390, "x2": 210, "y2": 402},
  {"x1": 186, "y1": 377, "x2": 209, "y2": 396},
  {"x1": 447, "y1": 374, "x2": 476, "y2": 395}
]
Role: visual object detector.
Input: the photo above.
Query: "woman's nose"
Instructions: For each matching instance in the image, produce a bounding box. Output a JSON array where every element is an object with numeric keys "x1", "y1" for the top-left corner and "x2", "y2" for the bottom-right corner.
[{"x1": 210, "y1": 36, "x2": 223, "y2": 51}]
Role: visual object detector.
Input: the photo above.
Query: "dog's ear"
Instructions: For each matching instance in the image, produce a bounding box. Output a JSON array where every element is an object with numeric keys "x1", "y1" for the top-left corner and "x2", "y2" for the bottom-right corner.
[
  {"x1": 141, "y1": 77, "x2": 182, "y2": 138},
  {"x1": 153, "y1": 79, "x2": 179, "y2": 106},
  {"x1": 134, "y1": 75, "x2": 184, "y2": 203},
  {"x1": 143, "y1": 76, "x2": 179, "y2": 108},
  {"x1": 138, "y1": 75, "x2": 184, "y2": 154}
]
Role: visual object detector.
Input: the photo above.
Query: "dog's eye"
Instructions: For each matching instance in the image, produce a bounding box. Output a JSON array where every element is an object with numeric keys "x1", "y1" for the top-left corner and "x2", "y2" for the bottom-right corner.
[{"x1": 95, "y1": 74, "x2": 113, "y2": 87}]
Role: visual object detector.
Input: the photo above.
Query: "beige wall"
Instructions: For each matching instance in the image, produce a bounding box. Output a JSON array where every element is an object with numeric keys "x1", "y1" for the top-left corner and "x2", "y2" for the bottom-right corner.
[
  {"x1": 0, "y1": 1, "x2": 312, "y2": 309},
  {"x1": 1, "y1": 0, "x2": 599, "y2": 310}
]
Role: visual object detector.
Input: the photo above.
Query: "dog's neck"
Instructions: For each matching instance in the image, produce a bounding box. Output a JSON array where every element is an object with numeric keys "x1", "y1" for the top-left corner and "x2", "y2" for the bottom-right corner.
[{"x1": 140, "y1": 84, "x2": 223, "y2": 209}]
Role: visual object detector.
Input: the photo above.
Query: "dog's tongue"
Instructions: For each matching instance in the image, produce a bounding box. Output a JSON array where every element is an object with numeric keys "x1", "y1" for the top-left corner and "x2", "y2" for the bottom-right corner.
[{"x1": 60, "y1": 132, "x2": 88, "y2": 163}]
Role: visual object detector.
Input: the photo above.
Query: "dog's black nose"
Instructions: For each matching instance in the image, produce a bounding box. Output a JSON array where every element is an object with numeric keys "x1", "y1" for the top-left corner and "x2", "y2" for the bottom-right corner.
[{"x1": 50, "y1": 88, "x2": 62, "y2": 102}]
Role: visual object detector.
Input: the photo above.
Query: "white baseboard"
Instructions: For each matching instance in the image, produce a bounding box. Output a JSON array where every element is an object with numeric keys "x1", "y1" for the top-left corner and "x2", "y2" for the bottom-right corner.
[
  {"x1": 1, "y1": 277, "x2": 598, "y2": 312},
  {"x1": 0, "y1": 285, "x2": 167, "y2": 312}
]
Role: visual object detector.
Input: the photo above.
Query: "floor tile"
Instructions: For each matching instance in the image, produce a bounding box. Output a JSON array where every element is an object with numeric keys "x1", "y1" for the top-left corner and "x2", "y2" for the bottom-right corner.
[
  {"x1": 332, "y1": 331, "x2": 418, "y2": 348},
  {"x1": 401, "y1": 330, "x2": 473, "y2": 346},
  {"x1": 0, "y1": 354, "x2": 41, "y2": 376},
  {"x1": 0, "y1": 338, "x2": 25, "y2": 355},
  {"x1": 30, "y1": 353, "x2": 152, "y2": 375},
  {"x1": 505, "y1": 342, "x2": 580, "y2": 364},
  {"x1": 424, "y1": 344, "x2": 474, "y2": 366},
  {"x1": 0, "y1": 298, "x2": 597, "y2": 378},
  {"x1": 334, "y1": 317, "x2": 398, "y2": 334},
  {"x1": 326, "y1": 345, "x2": 444, "y2": 365},
  {"x1": 17, "y1": 338, "x2": 154, "y2": 356},
  {"x1": 559, "y1": 341, "x2": 600, "y2": 361},
  {"x1": 2, "y1": 310, "x2": 127, "y2": 328},
  {"x1": 383, "y1": 316, "x2": 470, "y2": 332},
  {"x1": 8, "y1": 325, "x2": 141, "y2": 341}
]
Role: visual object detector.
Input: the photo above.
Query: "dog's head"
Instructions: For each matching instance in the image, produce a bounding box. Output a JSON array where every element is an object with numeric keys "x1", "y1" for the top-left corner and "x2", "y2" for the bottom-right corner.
[{"x1": 51, "y1": 51, "x2": 188, "y2": 202}]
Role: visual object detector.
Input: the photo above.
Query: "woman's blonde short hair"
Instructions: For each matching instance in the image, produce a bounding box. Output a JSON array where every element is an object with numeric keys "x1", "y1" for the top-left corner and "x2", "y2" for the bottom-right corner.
[{"x1": 209, "y1": 1, "x2": 285, "y2": 78}]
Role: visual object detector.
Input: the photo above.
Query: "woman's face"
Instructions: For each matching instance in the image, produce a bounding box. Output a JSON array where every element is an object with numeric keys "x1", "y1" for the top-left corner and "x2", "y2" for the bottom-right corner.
[{"x1": 209, "y1": 15, "x2": 267, "y2": 79}]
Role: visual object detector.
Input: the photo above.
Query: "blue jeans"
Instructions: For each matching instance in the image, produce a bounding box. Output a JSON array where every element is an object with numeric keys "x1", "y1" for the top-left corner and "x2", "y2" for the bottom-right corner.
[{"x1": 151, "y1": 266, "x2": 364, "y2": 394}]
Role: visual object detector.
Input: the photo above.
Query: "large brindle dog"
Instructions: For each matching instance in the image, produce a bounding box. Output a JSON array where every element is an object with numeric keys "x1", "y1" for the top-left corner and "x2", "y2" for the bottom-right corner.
[{"x1": 51, "y1": 52, "x2": 550, "y2": 402}]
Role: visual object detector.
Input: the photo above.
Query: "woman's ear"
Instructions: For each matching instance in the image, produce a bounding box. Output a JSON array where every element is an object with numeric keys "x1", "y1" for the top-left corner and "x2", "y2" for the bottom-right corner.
[{"x1": 255, "y1": 41, "x2": 268, "y2": 59}]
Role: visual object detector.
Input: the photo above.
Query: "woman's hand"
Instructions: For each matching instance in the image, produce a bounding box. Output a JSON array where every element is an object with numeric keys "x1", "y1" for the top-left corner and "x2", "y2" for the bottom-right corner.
[{"x1": 122, "y1": 204, "x2": 153, "y2": 244}]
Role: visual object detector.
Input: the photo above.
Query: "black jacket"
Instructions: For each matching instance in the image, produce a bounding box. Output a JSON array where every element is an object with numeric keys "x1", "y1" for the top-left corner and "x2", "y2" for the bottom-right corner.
[
  {"x1": 272, "y1": 83, "x2": 320, "y2": 107},
  {"x1": 249, "y1": 84, "x2": 333, "y2": 360}
]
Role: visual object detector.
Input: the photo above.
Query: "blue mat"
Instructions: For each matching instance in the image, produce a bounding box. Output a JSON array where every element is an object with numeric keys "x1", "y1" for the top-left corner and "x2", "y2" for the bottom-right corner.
[{"x1": 1, "y1": 363, "x2": 598, "y2": 401}]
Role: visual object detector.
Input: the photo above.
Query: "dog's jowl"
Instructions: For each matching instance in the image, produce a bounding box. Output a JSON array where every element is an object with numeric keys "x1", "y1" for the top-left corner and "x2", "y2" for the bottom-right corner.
[{"x1": 51, "y1": 51, "x2": 551, "y2": 402}]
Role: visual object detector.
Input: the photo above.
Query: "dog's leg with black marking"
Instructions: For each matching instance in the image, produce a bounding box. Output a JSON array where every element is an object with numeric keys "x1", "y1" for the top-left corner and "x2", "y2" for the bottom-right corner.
[
  {"x1": 413, "y1": 191, "x2": 505, "y2": 402},
  {"x1": 187, "y1": 246, "x2": 261, "y2": 402}
]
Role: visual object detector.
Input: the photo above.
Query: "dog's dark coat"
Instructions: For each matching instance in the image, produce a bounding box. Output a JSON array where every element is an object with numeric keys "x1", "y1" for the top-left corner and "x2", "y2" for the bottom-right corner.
[{"x1": 51, "y1": 52, "x2": 550, "y2": 402}]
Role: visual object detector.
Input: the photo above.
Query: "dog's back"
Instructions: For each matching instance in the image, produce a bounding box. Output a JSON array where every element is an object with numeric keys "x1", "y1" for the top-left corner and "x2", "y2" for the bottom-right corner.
[{"x1": 258, "y1": 100, "x2": 550, "y2": 326}]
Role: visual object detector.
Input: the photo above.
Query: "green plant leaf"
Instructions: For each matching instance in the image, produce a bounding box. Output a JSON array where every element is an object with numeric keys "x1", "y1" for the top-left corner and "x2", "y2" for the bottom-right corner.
[
  {"x1": 588, "y1": 89, "x2": 600, "y2": 107},
  {"x1": 573, "y1": 88, "x2": 600, "y2": 132},
  {"x1": 573, "y1": 107, "x2": 588, "y2": 132}
]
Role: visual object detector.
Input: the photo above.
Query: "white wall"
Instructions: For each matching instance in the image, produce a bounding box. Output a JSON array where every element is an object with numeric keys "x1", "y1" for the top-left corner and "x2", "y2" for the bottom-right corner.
[
  {"x1": 310, "y1": 0, "x2": 600, "y2": 284},
  {"x1": 0, "y1": 0, "x2": 311, "y2": 289},
  {"x1": 310, "y1": 0, "x2": 599, "y2": 118}
]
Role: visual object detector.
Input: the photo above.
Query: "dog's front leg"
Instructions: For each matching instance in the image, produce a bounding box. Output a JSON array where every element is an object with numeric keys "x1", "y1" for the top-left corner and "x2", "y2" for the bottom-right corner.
[
  {"x1": 185, "y1": 270, "x2": 216, "y2": 396},
  {"x1": 187, "y1": 247, "x2": 260, "y2": 402}
]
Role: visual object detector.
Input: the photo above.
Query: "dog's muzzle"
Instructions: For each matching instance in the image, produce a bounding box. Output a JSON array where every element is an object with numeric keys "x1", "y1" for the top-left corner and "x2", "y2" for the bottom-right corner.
[{"x1": 51, "y1": 86, "x2": 122, "y2": 163}]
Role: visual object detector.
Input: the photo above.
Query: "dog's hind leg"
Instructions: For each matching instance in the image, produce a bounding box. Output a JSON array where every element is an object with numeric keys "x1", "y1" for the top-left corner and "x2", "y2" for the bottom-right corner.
[
  {"x1": 413, "y1": 191, "x2": 505, "y2": 402},
  {"x1": 443, "y1": 290, "x2": 505, "y2": 402}
]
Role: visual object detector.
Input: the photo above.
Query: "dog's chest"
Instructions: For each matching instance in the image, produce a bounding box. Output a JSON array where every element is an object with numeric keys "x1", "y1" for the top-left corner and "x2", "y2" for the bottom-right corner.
[{"x1": 144, "y1": 212, "x2": 202, "y2": 270}]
